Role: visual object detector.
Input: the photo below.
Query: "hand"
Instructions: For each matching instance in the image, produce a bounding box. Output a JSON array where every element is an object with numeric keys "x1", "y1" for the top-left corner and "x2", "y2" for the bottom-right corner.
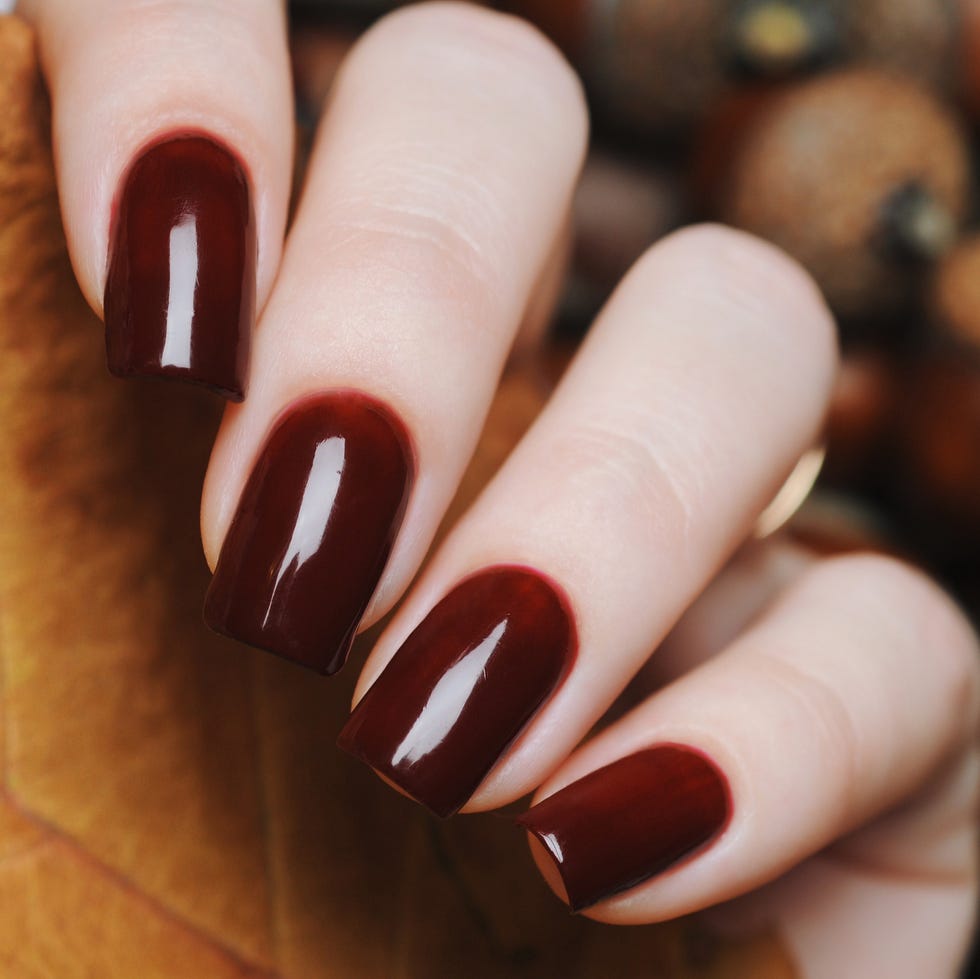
[{"x1": 17, "y1": 2, "x2": 979, "y2": 975}]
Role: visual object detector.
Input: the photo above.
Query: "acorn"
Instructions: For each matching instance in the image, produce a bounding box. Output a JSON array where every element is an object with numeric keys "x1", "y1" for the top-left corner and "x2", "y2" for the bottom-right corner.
[
  {"x1": 734, "y1": 0, "x2": 968, "y2": 105},
  {"x1": 719, "y1": 69, "x2": 970, "y2": 321},
  {"x1": 507, "y1": 0, "x2": 848, "y2": 137},
  {"x1": 930, "y1": 233, "x2": 980, "y2": 358},
  {"x1": 734, "y1": 0, "x2": 959, "y2": 94}
]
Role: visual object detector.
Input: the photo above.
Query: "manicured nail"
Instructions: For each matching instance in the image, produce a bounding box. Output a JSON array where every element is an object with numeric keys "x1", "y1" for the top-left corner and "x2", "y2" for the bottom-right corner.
[
  {"x1": 203, "y1": 392, "x2": 413, "y2": 674},
  {"x1": 338, "y1": 567, "x2": 575, "y2": 817},
  {"x1": 517, "y1": 746, "x2": 730, "y2": 912},
  {"x1": 104, "y1": 134, "x2": 255, "y2": 400}
]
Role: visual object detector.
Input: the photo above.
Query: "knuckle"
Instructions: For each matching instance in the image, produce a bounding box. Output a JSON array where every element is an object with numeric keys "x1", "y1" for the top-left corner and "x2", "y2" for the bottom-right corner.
[
  {"x1": 754, "y1": 652, "x2": 864, "y2": 817},
  {"x1": 546, "y1": 416, "x2": 700, "y2": 556},
  {"x1": 326, "y1": 207, "x2": 496, "y2": 325}
]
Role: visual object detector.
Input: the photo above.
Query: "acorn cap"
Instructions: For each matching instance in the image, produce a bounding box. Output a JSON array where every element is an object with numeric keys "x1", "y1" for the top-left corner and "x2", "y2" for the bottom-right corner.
[{"x1": 720, "y1": 69, "x2": 970, "y2": 321}]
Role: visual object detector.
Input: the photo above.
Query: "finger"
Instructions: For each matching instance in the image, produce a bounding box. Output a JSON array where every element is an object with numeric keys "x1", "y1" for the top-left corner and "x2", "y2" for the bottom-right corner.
[
  {"x1": 338, "y1": 224, "x2": 837, "y2": 817},
  {"x1": 18, "y1": 0, "x2": 293, "y2": 398},
  {"x1": 200, "y1": 3, "x2": 588, "y2": 673},
  {"x1": 516, "y1": 554, "x2": 980, "y2": 922},
  {"x1": 709, "y1": 746, "x2": 980, "y2": 978}
]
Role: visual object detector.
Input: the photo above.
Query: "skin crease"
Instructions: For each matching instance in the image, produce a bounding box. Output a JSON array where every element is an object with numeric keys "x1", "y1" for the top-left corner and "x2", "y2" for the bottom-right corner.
[{"x1": 16, "y1": 1, "x2": 980, "y2": 975}]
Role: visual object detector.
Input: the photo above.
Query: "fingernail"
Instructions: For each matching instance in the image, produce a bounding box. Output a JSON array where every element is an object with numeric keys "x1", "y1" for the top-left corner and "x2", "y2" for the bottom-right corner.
[
  {"x1": 203, "y1": 391, "x2": 413, "y2": 674},
  {"x1": 517, "y1": 746, "x2": 730, "y2": 912},
  {"x1": 338, "y1": 567, "x2": 575, "y2": 817},
  {"x1": 104, "y1": 134, "x2": 256, "y2": 400}
]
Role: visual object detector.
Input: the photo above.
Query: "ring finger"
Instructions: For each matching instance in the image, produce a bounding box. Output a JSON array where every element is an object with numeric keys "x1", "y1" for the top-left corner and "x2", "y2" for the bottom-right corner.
[{"x1": 339, "y1": 222, "x2": 838, "y2": 817}]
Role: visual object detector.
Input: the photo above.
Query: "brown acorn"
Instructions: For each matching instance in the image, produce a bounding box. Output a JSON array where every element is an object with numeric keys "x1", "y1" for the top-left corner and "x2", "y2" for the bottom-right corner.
[
  {"x1": 734, "y1": 0, "x2": 960, "y2": 94},
  {"x1": 930, "y1": 233, "x2": 980, "y2": 356},
  {"x1": 507, "y1": 0, "x2": 841, "y2": 136},
  {"x1": 720, "y1": 69, "x2": 970, "y2": 321},
  {"x1": 587, "y1": 0, "x2": 843, "y2": 134},
  {"x1": 729, "y1": 0, "x2": 971, "y2": 107}
]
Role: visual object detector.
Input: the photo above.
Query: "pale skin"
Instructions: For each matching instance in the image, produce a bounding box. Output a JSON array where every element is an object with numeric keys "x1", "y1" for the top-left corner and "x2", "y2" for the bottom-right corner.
[{"x1": 16, "y1": 1, "x2": 980, "y2": 974}]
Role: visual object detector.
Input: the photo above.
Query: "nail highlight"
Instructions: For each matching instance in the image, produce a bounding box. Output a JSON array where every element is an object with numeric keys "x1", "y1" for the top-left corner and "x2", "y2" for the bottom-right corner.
[
  {"x1": 104, "y1": 134, "x2": 256, "y2": 400},
  {"x1": 517, "y1": 745, "x2": 730, "y2": 912},
  {"x1": 338, "y1": 567, "x2": 575, "y2": 817},
  {"x1": 203, "y1": 392, "x2": 413, "y2": 674}
]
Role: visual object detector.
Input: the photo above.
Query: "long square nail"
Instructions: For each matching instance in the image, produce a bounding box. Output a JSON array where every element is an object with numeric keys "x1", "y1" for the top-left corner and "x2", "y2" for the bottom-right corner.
[
  {"x1": 104, "y1": 134, "x2": 255, "y2": 400},
  {"x1": 517, "y1": 745, "x2": 731, "y2": 911},
  {"x1": 203, "y1": 392, "x2": 413, "y2": 674},
  {"x1": 338, "y1": 567, "x2": 575, "y2": 817}
]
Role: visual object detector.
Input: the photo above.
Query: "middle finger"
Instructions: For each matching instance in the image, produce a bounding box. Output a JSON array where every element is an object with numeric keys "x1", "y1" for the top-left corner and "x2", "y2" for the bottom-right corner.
[{"x1": 200, "y1": 3, "x2": 588, "y2": 674}]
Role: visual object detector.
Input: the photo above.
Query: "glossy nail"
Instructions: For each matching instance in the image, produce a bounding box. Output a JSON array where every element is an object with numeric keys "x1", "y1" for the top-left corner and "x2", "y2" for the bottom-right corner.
[
  {"x1": 517, "y1": 746, "x2": 730, "y2": 911},
  {"x1": 203, "y1": 392, "x2": 413, "y2": 674},
  {"x1": 338, "y1": 567, "x2": 575, "y2": 817},
  {"x1": 104, "y1": 134, "x2": 255, "y2": 400}
]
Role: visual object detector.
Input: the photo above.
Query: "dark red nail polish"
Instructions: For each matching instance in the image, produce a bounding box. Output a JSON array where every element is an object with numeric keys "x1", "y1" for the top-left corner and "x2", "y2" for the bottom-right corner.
[
  {"x1": 338, "y1": 567, "x2": 575, "y2": 817},
  {"x1": 517, "y1": 746, "x2": 730, "y2": 912},
  {"x1": 104, "y1": 134, "x2": 256, "y2": 401},
  {"x1": 203, "y1": 392, "x2": 413, "y2": 674}
]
